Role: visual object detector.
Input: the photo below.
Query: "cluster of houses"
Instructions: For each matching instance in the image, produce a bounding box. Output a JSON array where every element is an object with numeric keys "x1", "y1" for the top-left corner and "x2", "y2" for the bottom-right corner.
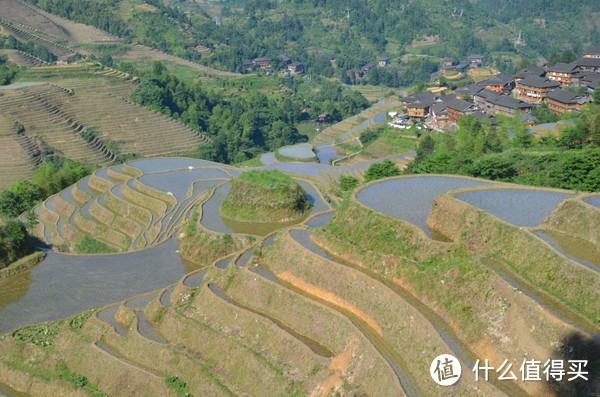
[
  {"x1": 244, "y1": 52, "x2": 403, "y2": 79},
  {"x1": 432, "y1": 54, "x2": 485, "y2": 78},
  {"x1": 390, "y1": 46, "x2": 600, "y2": 131}
]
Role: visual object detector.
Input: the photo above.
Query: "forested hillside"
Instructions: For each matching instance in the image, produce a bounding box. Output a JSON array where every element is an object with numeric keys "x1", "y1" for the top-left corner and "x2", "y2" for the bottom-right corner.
[{"x1": 25, "y1": 0, "x2": 600, "y2": 87}]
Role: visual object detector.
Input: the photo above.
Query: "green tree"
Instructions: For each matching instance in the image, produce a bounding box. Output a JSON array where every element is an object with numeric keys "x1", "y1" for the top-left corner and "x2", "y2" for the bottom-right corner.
[{"x1": 364, "y1": 159, "x2": 401, "y2": 182}]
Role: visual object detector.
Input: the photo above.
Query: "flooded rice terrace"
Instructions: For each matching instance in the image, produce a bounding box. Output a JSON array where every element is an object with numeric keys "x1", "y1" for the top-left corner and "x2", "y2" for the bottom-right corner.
[
  {"x1": 356, "y1": 176, "x2": 490, "y2": 236},
  {"x1": 0, "y1": 237, "x2": 193, "y2": 334},
  {"x1": 0, "y1": 157, "x2": 333, "y2": 332}
]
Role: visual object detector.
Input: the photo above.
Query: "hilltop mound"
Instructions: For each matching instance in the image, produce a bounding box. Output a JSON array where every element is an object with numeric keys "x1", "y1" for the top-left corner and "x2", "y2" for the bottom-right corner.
[{"x1": 219, "y1": 170, "x2": 311, "y2": 223}]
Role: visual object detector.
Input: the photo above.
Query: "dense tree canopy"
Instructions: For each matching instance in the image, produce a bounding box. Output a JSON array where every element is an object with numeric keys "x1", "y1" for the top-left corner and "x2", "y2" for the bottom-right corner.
[{"x1": 407, "y1": 105, "x2": 600, "y2": 192}]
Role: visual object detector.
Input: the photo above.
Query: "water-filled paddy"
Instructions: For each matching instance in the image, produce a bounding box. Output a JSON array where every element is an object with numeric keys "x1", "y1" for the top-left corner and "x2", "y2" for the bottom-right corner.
[
  {"x1": 315, "y1": 146, "x2": 339, "y2": 164},
  {"x1": 183, "y1": 271, "x2": 206, "y2": 287},
  {"x1": 261, "y1": 163, "x2": 330, "y2": 178},
  {"x1": 236, "y1": 249, "x2": 254, "y2": 267},
  {"x1": 0, "y1": 237, "x2": 197, "y2": 334},
  {"x1": 455, "y1": 189, "x2": 569, "y2": 227},
  {"x1": 289, "y1": 230, "x2": 334, "y2": 261},
  {"x1": 279, "y1": 143, "x2": 315, "y2": 159},
  {"x1": 96, "y1": 306, "x2": 128, "y2": 337},
  {"x1": 124, "y1": 294, "x2": 156, "y2": 308},
  {"x1": 135, "y1": 311, "x2": 166, "y2": 344},
  {"x1": 127, "y1": 158, "x2": 229, "y2": 173},
  {"x1": 584, "y1": 195, "x2": 600, "y2": 208},
  {"x1": 215, "y1": 257, "x2": 232, "y2": 269},
  {"x1": 357, "y1": 176, "x2": 490, "y2": 236},
  {"x1": 199, "y1": 183, "x2": 233, "y2": 234},
  {"x1": 260, "y1": 152, "x2": 275, "y2": 165},
  {"x1": 534, "y1": 230, "x2": 600, "y2": 274},
  {"x1": 138, "y1": 168, "x2": 231, "y2": 201},
  {"x1": 305, "y1": 212, "x2": 334, "y2": 228},
  {"x1": 249, "y1": 268, "x2": 280, "y2": 284}
]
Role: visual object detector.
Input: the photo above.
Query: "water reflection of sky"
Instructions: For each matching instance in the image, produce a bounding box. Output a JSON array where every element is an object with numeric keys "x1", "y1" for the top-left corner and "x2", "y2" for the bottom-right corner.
[{"x1": 0, "y1": 237, "x2": 191, "y2": 334}]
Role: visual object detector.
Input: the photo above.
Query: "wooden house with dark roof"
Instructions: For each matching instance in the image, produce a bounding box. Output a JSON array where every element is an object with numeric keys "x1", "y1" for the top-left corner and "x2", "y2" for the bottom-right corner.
[
  {"x1": 288, "y1": 61, "x2": 303, "y2": 75},
  {"x1": 361, "y1": 62, "x2": 376, "y2": 73},
  {"x1": 481, "y1": 74, "x2": 515, "y2": 94},
  {"x1": 253, "y1": 57, "x2": 270, "y2": 68},
  {"x1": 468, "y1": 54, "x2": 484, "y2": 68},
  {"x1": 402, "y1": 91, "x2": 439, "y2": 118},
  {"x1": 442, "y1": 57, "x2": 453, "y2": 66},
  {"x1": 473, "y1": 89, "x2": 532, "y2": 116},
  {"x1": 547, "y1": 62, "x2": 577, "y2": 86},
  {"x1": 584, "y1": 46, "x2": 600, "y2": 59},
  {"x1": 280, "y1": 55, "x2": 291, "y2": 65},
  {"x1": 545, "y1": 89, "x2": 589, "y2": 115},
  {"x1": 515, "y1": 76, "x2": 560, "y2": 103},
  {"x1": 574, "y1": 57, "x2": 600, "y2": 73},
  {"x1": 431, "y1": 102, "x2": 450, "y2": 129},
  {"x1": 456, "y1": 83, "x2": 485, "y2": 100},
  {"x1": 514, "y1": 66, "x2": 545, "y2": 82},
  {"x1": 444, "y1": 97, "x2": 478, "y2": 122},
  {"x1": 378, "y1": 56, "x2": 390, "y2": 66}
]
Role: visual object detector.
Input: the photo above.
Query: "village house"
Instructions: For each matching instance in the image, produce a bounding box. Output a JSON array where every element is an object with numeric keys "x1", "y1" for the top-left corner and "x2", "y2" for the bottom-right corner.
[
  {"x1": 378, "y1": 56, "x2": 390, "y2": 66},
  {"x1": 481, "y1": 74, "x2": 515, "y2": 94},
  {"x1": 288, "y1": 61, "x2": 303, "y2": 75},
  {"x1": 513, "y1": 66, "x2": 545, "y2": 82},
  {"x1": 547, "y1": 62, "x2": 577, "y2": 86},
  {"x1": 442, "y1": 57, "x2": 453, "y2": 66},
  {"x1": 444, "y1": 97, "x2": 478, "y2": 123},
  {"x1": 252, "y1": 57, "x2": 270, "y2": 68},
  {"x1": 318, "y1": 112, "x2": 330, "y2": 123},
  {"x1": 574, "y1": 57, "x2": 600, "y2": 73},
  {"x1": 473, "y1": 89, "x2": 532, "y2": 116},
  {"x1": 583, "y1": 46, "x2": 600, "y2": 59},
  {"x1": 545, "y1": 89, "x2": 590, "y2": 115},
  {"x1": 455, "y1": 83, "x2": 485, "y2": 101},
  {"x1": 241, "y1": 60, "x2": 252, "y2": 70},
  {"x1": 402, "y1": 91, "x2": 439, "y2": 118},
  {"x1": 361, "y1": 62, "x2": 376, "y2": 74},
  {"x1": 57, "y1": 57, "x2": 69, "y2": 65},
  {"x1": 515, "y1": 76, "x2": 560, "y2": 103},
  {"x1": 468, "y1": 54, "x2": 484, "y2": 68},
  {"x1": 431, "y1": 102, "x2": 450, "y2": 129}
]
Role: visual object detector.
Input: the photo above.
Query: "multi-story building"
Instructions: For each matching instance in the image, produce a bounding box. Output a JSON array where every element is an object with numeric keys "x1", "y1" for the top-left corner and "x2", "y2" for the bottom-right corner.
[
  {"x1": 547, "y1": 62, "x2": 577, "y2": 86},
  {"x1": 545, "y1": 90, "x2": 589, "y2": 114},
  {"x1": 583, "y1": 46, "x2": 600, "y2": 59},
  {"x1": 515, "y1": 76, "x2": 560, "y2": 103}
]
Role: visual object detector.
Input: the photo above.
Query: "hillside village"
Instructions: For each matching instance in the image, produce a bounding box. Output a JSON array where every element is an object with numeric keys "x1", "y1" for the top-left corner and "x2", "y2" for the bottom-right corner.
[{"x1": 389, "y1": 46, "x2": 600, "y2": 132}]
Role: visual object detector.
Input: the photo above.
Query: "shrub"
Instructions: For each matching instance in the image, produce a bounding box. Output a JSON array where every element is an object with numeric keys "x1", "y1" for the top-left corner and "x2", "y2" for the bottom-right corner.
[
  {"x1": 364, "y1": 160, "x2": 400, "y2": 182},
  {"x1": 339, "y1": 176, "x2": 359, "y2": 191}
]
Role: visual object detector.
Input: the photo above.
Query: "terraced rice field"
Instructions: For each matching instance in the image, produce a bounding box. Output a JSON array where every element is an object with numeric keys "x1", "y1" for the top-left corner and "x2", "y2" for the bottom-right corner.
[
  {"x1": 113, "y1": 44, "x2": 240, "y2": 77},
  {"x1": 356, "y1": 176, "x2": 490, "y2": 236},
  {"x1": 29, "y1": 159, "x2": 240, "y2": 251},
  {"x1": 0, "y1": 72, "x2": 213, "y2": 188},
  {"x1": 1, "y1": 99, "x2": 599, "y2": 395},
  {"x1": 0, "y1": 237, "x2": 185, "y2": 333},
  {"x1": 0, "y1": 49, "x2": 47, "y2": 67},
  {"x1": 313, "y1": 99, "x2": 398, "y2": 144},
  {"x1": 455, "y1": 189, "x2": 570, "y2": 227}
]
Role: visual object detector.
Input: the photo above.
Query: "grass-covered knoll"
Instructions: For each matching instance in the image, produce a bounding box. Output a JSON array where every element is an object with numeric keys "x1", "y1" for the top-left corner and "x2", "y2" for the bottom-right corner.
[{"x1": 219, "y1": 170, "x2": 311, "y2": 223}]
